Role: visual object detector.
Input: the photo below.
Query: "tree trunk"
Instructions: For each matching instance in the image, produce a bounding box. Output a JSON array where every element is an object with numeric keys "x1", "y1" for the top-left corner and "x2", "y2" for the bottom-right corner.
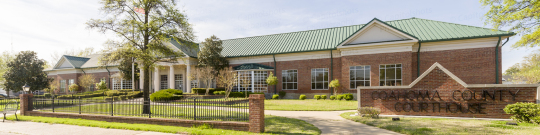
[
  {"x1": 6, "y1": 89, "x2": 9, "y2": 97},
  {"x1": 142, "y1": 64, "x2": 151, "y2": 114}
]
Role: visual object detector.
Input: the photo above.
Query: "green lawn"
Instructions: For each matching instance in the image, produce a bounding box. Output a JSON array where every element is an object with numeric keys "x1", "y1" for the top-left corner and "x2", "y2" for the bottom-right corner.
[
  {"x1": 5, "y1": 115, "x2": 320, "y2": 135},
  {"x1": 42, "y1": 104, "x2": 249, "y2": 121},
  {"x1": 340, "y1": 112, "x2": 540, "y2": 135},
  {"x1": 265, "y1": 99, "x2": 357, "y2": 111}
]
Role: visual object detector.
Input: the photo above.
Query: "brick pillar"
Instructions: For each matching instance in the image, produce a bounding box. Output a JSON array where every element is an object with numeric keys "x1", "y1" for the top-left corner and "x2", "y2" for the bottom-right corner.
[
  {"x1": 249, "y1": 94, "x2": 264, "y2": 133},
  {"x1": 19, "y1": 94, "x2": 33, "y2": 115}
]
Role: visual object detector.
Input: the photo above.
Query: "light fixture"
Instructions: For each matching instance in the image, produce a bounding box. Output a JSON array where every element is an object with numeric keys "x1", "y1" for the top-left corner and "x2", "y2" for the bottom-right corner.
[{"x1": 22, "y1": 83, "x2": 30, "y2": 93}]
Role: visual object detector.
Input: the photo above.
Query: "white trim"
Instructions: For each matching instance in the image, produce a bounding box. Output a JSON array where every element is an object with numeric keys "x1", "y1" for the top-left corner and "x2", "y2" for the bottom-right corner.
[
  {"x1": 53, "y1": 56, "x2": 76, "y2": 69},
  {"x1": 415, "y1": 37, "x2": 508, "y2": 52},
  {"x1": 357, "y1": 62, "x2": 540, "y2": 91},
  {"x1": 340, "y1": 45, "x2": 413, "y2": 56},
  {"x1": 338, "y1": 19, "x2": 418, "y2": 47},
  {"x1": 228, "y1": 50, "x2": 342, "y2": 64}
]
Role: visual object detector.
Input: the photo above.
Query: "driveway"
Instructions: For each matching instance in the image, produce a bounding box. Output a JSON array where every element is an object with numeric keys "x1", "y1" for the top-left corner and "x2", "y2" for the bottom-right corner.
[{"x1": 265, "y1": 110, "x2": 401, "y2": 135}]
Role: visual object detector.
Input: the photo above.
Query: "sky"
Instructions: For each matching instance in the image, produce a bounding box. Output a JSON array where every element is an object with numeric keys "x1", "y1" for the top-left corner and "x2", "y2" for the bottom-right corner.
[{"x1": 0, "y1": 0, "x2": 538, "y2": 71}]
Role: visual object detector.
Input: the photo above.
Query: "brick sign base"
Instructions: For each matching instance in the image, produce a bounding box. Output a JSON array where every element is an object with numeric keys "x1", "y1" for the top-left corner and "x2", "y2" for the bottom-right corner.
[{"x1": 357, "y1": 63, "x2": 539, "y2": 119}]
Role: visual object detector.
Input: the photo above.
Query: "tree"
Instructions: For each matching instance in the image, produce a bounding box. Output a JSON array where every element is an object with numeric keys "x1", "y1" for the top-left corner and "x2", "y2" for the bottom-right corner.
[
  {"x1": 96, "y1": 80, "x2": 108, "y2": 90},
  {"x1": 69, "y1": 84, "x2": 79, "y2": 94},
  {"x1": 118, "y1": 57, "x2": 140, "y2": 81},
  {"x1": 48, "y1": 79, "x2": 60, "y2": 94},
  {"x1": 0, "y1": 51, "x2": 15, "y2": 97},
  {"x1": 197, "y1": 35, "x2": 229, "y2": 74},
  {"x1": 266, "y1": 72, "x2": 277, "y2": 86},
  {"x1": 329, "y1": 79, "x2": 340, "y2": 95},
  {"x1": 481, "y1": 0, "x2": 540, "y2": 48},
  {"x1": 217, "y1": 67, "x2": 237, "y2": 99},
  {"x1": 505, "y1": 49, "x2": 540, "y2": 84},
  {"x1": 50, "y1": 47, "x2": 95, "y2": 66},
  {"x1": 87, "y1": 0, "x2": 195, "y2": 114},
  {"x1": 3, "y1": 51, "x2": 50, "y2": 93},
  {"x1": 190, "y1": 66, "x2": 214, "y2": 95},
  {"x1": 239, "y1": 71, "x2": 251, "y2": 98},
  {"x1": 79, "y1": 74, "x2": 96, "y2": 92}
]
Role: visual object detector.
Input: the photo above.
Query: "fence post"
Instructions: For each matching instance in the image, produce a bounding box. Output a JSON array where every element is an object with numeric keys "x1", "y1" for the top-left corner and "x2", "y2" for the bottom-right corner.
[
  {"x1": 249, "y1": 94, "x2": 264, "y2": 133},
  {"x1": 193, "y1": 98, "x2": 196, "y2": 120},
  {"x1": 79, "y1": 97, "x2": 81, "y2": 114},
  {"x1": 18, "y1": 94, "x2": 33, "y2": 116},
  {"x1": 148, "y1": 100, "x2": 151, "y2": 118},
  {"x1": 52, "y1": 96, "x2": 55, "y2": 113},
  {"x1": 111, "y1": 97, "x2": 114, "y2": 116}
]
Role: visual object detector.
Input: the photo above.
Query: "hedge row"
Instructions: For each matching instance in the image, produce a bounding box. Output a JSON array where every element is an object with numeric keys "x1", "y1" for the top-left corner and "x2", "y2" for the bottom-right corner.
[
  {"x1": 191, "y1": 88, "x2": 225, "y2": 95},
  {"x1": 212, "y1": 91, "x2": 264, "y2": 98}
]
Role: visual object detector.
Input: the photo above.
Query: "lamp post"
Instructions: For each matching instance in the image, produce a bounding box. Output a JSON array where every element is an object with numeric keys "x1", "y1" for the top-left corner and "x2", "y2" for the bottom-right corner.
[{"x1": 22, "y1": 83, "x2": 30, "y2": 94}]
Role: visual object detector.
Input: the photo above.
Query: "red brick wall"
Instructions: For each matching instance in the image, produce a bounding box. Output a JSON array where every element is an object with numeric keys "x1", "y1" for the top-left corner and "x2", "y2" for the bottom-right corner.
[
  {"x1": 47, "y1": 71, "x2": 118, "y2": 94},
  {"x1": 415, "y1": 47, "x2": 501, "y2": 84},
  {"x1": 360, "y1": 67, "x2": 536, "y2": 119}
]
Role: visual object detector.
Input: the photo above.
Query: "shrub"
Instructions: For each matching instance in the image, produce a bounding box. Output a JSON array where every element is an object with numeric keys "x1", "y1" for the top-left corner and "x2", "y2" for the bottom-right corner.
[
  {"x1": 299, "y1": 94, "x2": 306, "y2": 100},
  {"x1": 321, "y1": 95, "x2": 327, "y2": 100},
  {"x1": 343, "y1": 93, "x2": 354, "y2": 100},
  {"x1": 95, "y1": 81, "x2": 107, "y2": 90},
  {"x1": 44, "y1": 93, "x2": 52, "y2": 98},
  {"x1": 330, "y1": 95, "x2": 336, "y2": 100},
  {"x1": 161, "y1": 89, "x2": 183, "y2": 95},
  {"x1": 219, "y1": 91, "x2": 226, "y2": 95},
  {"x1": 504, "y1": 102, "x2": 540, "y2": 124},
  {"x1": 106, "y1": 90, "x2": 121, "y2": 97},
  {"x1": 337, "y1": 95, "x2": 344, "y2": 100},
  {"x1": 358, "y1": 107, "x2": 381, "y2": 118},
  {"x1": 278, "y1": 91, "x2": 286, "y2": 99},
  {"x1": 314, "y1": 95, "x2": 321, "y2": 100},
  {"x1": 68, "y1": 84, "x2": 79, "y2": 93},
  {"x1": 272, "y1": 94, "x2": 279, "y2": 99},
  {"x1": 150, "y1": 89, "x2": 183, "y2": 101}
]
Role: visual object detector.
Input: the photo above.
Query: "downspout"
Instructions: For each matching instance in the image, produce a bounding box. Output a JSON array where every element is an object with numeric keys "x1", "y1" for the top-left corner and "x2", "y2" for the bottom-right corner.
[
  {"x1": 273, "y1": 54, "x2": 277, "y2": 94},
  {"x1": 495, "y1": 36, "x2": 502, "y2": 84},
  {"x1": 330, "y1": 50, "x2": 333, "y2": 95},
  {"x1": 105, "y1": 66, "x2": 111, "y2": 89},
  {"x1": 417, "y1": 42, "x2": 421, "y2": 77},
  {"x1": 80, "y1": 68, "x2": 86, "y2": 74}
]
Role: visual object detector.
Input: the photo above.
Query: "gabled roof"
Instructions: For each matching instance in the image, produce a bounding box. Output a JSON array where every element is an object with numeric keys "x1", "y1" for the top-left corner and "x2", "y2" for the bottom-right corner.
[
  {"x1": 233, "y1": 63, "x2": 274, "y2": 70},
  {"x1": 60, "y1": 55, "x2": 90, "y2": 68},
  {"x1": 169, "y1": 38, "x2": 199, "y2": 58},
  {"x1": 219, "y1": 17, "x2": 514, "y2": 57}
]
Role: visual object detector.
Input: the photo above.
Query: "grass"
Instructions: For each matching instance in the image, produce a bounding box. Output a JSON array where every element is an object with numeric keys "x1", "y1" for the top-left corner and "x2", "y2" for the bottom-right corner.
[
  {"x1": 265, "y1": 99, "x2": 357, "y2": 111},
  {"x1": 5, "y1": 115, "x2": 320, "y2": 135},
  {"x1": 340, "y1": 112, "x2": 540, "y2": 135}
]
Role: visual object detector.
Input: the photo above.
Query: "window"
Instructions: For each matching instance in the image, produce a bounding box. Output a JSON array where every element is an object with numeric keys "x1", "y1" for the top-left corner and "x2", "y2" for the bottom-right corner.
[
  {"x1": 236, "y1": 71, "x2": 252, "y2": 92},
  {"x1": 160, "y1": 75, "x2": 168, "y2": 90},
  {"x1": 175, "y1": 74, "x2": 183, "y2": 90},
  {"x1": 122, "y1": 79, "x2": 132, "y2": 90},
  {"x1": 282, "y1": 70, "x2": 298, "y2": 90},
  {"x1": 253, "y1": 71, "x2": 268, "y2": 92},
  {"x1": 380, "y1": 64, "x2": 402, "y2": 86},
  {"x1": 191, "y1": 80, "x2": 198, "y2": 88},
  {"x1": 311, "y1": 68, "x2": 329, "y2": 90},
  {"x1": 350, "y1": 66, "x2": 371, "y2": 89},
  {"x1": 112, "y1": 78, "x2": 121, "y2": 90},
  {"x1": 60, "y1": 80, "x2": 66, "y2": 93},
  {"x1": 69, "y1": 79, "x2": 74, "y2": 86}
]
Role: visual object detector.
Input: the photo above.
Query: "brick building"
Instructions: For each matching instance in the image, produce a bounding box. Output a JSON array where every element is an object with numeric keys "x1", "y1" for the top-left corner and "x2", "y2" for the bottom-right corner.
[{"x1": 45, "y1": 18, "x2": 515, "y2": 98}]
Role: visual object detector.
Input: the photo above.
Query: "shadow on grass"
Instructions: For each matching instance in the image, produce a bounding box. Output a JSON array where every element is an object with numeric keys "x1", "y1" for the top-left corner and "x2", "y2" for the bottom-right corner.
[{"x1": 265, "y1": 115, "x2": 321, "y2": 135}]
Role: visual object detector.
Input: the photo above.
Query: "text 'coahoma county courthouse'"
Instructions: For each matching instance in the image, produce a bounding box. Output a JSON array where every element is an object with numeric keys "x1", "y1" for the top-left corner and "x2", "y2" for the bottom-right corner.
[{"x1": 45, "y1": 18, "x2": 520, "y2": 99}]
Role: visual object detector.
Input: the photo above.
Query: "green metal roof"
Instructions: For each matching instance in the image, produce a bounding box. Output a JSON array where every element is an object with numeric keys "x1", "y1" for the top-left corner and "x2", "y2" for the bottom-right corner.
[
  {"x1": 63, "y1": 55, "x2": 90, "y2": 68},
  {"x1": 233, "y1": 63, "x2": 274, "y2": 70},
  {"x1": 219, "y1": 18, "x2": 514, "y2": 57}
]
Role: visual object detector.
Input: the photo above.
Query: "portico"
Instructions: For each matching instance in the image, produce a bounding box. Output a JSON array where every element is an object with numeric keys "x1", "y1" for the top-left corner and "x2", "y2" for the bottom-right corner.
[{"x1": 139, "y1": 58, "x2": 198, "y2": 93}]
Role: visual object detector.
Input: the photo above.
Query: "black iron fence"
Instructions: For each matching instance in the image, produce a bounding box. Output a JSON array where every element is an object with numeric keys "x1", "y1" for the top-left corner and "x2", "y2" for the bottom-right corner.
[
  {"x1": 1, "y1": 97, "x2": 20, "y2": 112},
  {"x1": 32, "y1": 97, "x2": 249, "y2": 122}
]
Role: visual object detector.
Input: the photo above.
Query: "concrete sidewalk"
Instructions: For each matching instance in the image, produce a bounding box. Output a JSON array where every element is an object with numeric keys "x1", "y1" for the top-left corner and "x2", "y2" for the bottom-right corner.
[
  {"x1": 0, "y1": 119, "x2": 180, "y2": 135},
  {"x1": 265, "y1": 110, "x2": 401, "y2": 135}
]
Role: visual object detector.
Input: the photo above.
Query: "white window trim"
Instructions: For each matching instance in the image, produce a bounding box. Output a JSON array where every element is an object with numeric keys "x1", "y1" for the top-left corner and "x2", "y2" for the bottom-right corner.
[
  {"x1": 235, "y1": 70, "x2": 269, "y2": 93},
  {"x1": 349, "y1": 65, "x2": 372, "y2": 89},
  {"x1": 311, "y1": 68, "x2": 329, "y2": 90},
  {"x1": 379, "y1": 63, "x2": 403, "y2": 86},
  {"x1": 282, "y1": 69, "x2": 298, "y2": 90}
]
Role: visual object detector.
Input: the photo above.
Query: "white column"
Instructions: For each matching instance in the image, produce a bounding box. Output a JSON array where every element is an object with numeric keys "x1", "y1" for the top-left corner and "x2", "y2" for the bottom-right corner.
[
  {"x1": 139, "y1": 64, "x2": 144, "y2": 90},
  {"x1": 251, "y1": 71, "x2": 255, "y2": 92},
  {"x1": 169, "y1": 65, "x2": 175, "y2": 89},
  {"x1": 154, "y1": 66, "x2": 160, "y2": 91},
  {"x1": 186, "y1": 64, "x2": 191, "y2": 93}
]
